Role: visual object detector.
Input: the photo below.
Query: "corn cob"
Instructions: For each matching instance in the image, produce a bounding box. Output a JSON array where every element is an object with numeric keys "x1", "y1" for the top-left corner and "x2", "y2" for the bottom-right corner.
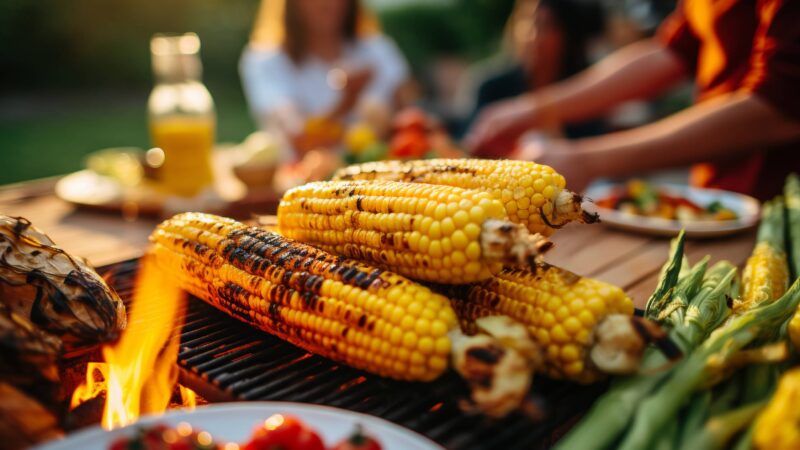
[
  {"x1": 753, "y1": 368, "x2": 800, "y2": 450},
  {"x1": 332, "y1": 158, "x2": 598, "y2": 236},
  {"x1": 0, "y1": 215, "x2": 126, "y2": 351},
  {"x1": 277, "y1": 180, "x2": 552, "y2": 284},
  {"x1": 737, "y1": 198, "x2": 789, "y2": 314},
  {"x1": 151, "y1": 213, "x2": 541, "y2": 416},
  {"x1": 446, "y1": 265, "x2": 658, "y2": 384},
  {"x1": 149, "y1": 212, "x2": 459, "y2": 381},
  {"x1": 784, "y1": 176, "x2": 800, "y2": 349}
]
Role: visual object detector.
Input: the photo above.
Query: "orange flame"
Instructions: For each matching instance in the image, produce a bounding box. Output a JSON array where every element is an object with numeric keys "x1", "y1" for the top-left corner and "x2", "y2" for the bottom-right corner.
[
  {"x1": 179, "y1": 385, "x2": 198, "y2": 410},
  {"x1": 71, "y1": 254, "x2": 186, "y2": 429}
]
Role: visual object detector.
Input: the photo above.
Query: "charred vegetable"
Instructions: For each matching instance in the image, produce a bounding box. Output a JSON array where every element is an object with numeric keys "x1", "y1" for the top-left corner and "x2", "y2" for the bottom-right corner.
[
  {"x1": 0, "y1": 216, "x2": 126, "y2": 351},
  {"x1": 0, "y1": 302, "x2": 61, "y2": 389}
]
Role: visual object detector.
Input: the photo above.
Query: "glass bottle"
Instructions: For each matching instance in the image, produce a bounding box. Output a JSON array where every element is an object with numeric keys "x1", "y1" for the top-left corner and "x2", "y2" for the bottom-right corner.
[{"x1": 148, "y1": 33, "x2": 215, "y2": 197}]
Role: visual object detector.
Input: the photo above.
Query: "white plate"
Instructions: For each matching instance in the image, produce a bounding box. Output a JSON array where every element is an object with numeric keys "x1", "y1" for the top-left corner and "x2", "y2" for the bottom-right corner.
[
  {"x1": 584, "y1": 183, "x2": 760, "y2": 238},
  {"x1": 35, "y1": 402, "x2": 443, "y2": 450}
]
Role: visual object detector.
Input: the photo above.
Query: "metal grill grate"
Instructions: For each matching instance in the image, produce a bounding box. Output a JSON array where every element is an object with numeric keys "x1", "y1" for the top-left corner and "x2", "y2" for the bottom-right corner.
[{"x1": 103, "y1": 259, "x2": 604, "y2": 449}]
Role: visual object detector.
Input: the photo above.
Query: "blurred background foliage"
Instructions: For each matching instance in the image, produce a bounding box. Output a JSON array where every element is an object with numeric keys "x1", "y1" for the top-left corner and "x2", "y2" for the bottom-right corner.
[{"x1": 0, "y1": 0, "x2": 514, "y2": 184}]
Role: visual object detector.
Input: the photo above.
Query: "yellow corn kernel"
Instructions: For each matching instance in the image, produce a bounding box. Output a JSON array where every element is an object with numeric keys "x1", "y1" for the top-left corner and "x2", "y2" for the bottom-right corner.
[
  {"x1": 448, "y1": 265, "x2": 633, "y2": 384},
  {"x1": 150, "y1": 212, "x2": 458, "y2": 382},
  {"x1": 332, "y1": 158, "x2": 597, "y2": 236},
  {"x1": 754, "y1": 368, "x2": 800, "y2": 450},
  {"x1": 277, "y1": 180, "x2": 551, "y2": 284}
]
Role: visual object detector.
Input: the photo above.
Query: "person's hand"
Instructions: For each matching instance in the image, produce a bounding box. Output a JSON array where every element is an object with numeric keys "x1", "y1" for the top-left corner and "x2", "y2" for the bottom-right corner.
[
  {"x1": 510, "y1": 137, "x2": 594, "y2": 193},
  {"x1": 465, "y1": 95, "x2": 539, "y2": 157}
]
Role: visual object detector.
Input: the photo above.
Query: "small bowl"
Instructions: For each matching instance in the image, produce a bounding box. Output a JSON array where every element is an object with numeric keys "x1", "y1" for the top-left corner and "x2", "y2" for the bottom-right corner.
[{"x1": 233, "y1": 162, "x2": 277, "y2": 189}]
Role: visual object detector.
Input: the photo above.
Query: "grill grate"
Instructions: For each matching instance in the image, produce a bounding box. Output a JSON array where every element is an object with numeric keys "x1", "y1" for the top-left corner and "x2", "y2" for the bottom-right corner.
[{"x1": 103, "y1": 259, "x2": 604, "y2": 449}]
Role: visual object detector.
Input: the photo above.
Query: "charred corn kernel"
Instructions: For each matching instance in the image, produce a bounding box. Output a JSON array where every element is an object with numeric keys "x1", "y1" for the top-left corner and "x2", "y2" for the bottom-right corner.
[
  {"x1": 332, "y1": 158, "x2": 598, "y2": 236},
  {"x1": 278, "y1": 180, "x2": 552, "y2": 284},
  {"x1": 754, "y1": 368, "x2": 800, "y2": 450},
  {"x1": 150, "y1": 212, "x2": 458, "y2": 381},
  {"x1": 447, "y1": 265, "x2": 634, "y2": 384}
]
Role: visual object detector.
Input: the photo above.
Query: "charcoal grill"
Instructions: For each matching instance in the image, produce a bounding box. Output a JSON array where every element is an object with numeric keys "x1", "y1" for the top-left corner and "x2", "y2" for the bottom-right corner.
[{"x1": 103, "y1": 259, "x2": 605, "y2": 449}]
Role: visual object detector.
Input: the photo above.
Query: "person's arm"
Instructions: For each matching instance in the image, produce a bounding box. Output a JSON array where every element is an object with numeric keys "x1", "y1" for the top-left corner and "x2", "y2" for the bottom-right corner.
[
  {"x1": 466, "y1": 39, "x2": 689, "y2": 155},
  {"x1": 523, "y1": 92, "x2": 800, "y2": 191}
]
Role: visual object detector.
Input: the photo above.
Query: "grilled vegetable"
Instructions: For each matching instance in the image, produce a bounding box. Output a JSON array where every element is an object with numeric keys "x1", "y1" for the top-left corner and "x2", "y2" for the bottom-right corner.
[
  {"x1": 151, "y1": 213, "x2": 537, "y2": 416},
  {"x1": 753, "y1": 368, "x2": 800, "y2": 450},
  {"x1": 0, "y1": 302, "x2": 60, "y2": 389},
  {"x1": 617, "y1": 279, "x2": 800, "y2": 450},
  {"x1": 556, "y1": 259, "x2": 736, "y2": 450},
  {"x1": 150, "y1": 212, "x2": 456, "y2": 381},
  {"x1": 0, "y1": 216, "x2": 126, "y2": 351},
  {"x1": 277, "y1": 180, "x2": 553, "y2": 284},
  {"x1": 332, "y1": 159, "x2": 597, "y2": 236},
  {"x1": 737, "y1": 198, "x2": 789, "y2": 314},
  {"x1": 445, "y1": 265, "x2": 674, "y2": 384}
]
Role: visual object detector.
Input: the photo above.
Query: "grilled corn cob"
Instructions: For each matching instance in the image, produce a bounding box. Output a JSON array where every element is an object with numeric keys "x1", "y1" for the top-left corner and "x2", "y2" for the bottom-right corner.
[
  {"x1": 753, "y1": 368, "x2": 800, "y2": 450},
  {"x1": 150, "y1": 212, "x2": 460, "y2": 381},
  {"x1": 277, "y1": 180, "x2": 552, "y2": 284},
  {"x1": 446, "y1": 265, "x2": 664, "y2": 384},
  {"x1": 0, "y1": 215, "x2": 126, "y2": 351},
  {"x1": 332, "y1": 158, "x2": 598, "y2": 236}
]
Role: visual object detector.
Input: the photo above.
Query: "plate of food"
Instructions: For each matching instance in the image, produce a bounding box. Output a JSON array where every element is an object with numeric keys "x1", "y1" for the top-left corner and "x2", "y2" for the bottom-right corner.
[
  {"x1": 34, "y1": 402, "x2": 442, "y2": 450},
  {"x1": 584, "y1": 180, "x2": 760, "y2": 237}
]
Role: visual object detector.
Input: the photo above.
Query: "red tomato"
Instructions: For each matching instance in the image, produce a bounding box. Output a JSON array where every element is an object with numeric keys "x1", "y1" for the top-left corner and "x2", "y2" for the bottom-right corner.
[
  {"x1": 244, "y1": 415, "x2": 325, "y2": 450},
  {"x1": 392, "y1": 108, "x2": 429, "y2": 132},
  {"x1": 332, "y1": 426, "x2": 382, "y2": 450},
  {"x1": 389, "y1": 130, "x2": 428, "y2": 159},
  {"x1": 108, "y1": 438, "x2": 129, "y2": 450}
]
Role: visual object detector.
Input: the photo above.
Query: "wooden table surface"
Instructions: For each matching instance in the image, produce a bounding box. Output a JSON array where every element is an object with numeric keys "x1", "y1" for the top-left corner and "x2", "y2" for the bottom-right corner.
[{"x1": 0, "y1": 178, "x2": 758, "y2": 309}]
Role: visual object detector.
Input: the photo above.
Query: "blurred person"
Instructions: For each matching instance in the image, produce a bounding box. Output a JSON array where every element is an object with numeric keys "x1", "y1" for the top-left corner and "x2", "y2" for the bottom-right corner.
[
  {"x1": 467, "y1": 0, "x2": 800, "y2": 199},
  {"x1": 463, "y1": 0, "x2": 605, "y2": 144},
  {"x1": 240, "y1": 0, "x2": 410, "y2": 159}
]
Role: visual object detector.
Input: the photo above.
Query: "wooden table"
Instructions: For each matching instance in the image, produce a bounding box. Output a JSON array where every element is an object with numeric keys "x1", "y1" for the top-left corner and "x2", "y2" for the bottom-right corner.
[{"x1": 0, "y1": 178, "x2": 758, "y2": 308}]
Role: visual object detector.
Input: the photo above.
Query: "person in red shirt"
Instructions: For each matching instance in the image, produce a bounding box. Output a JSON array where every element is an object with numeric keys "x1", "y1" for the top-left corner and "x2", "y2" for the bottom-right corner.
[{"x1": 466, "y1": 0, "x2": 800, "y2": 199}]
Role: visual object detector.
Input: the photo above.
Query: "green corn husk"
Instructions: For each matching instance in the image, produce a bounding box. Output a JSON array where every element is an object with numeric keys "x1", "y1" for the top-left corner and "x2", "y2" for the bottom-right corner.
[
  {"x1": 683, "y1": 401, "x2": 767, "y2": 450},
  {"x1": 785, "y1": 174, "x2": 800, "y2": 280},
  {"x1": 617, "y1": 279, "x2": 800, "y2": 450},
  {"x1": 652, "y1": 416, "x2": 680, "y2": 450},
  {"x1": 731, "y1": 424, "x2": 755, "y2": 450},
  {"x1": 555, "y1": 260, "x2": 735, "y2": 450},
  {"x1": 679, "y1": 391, "x2": 712, "y2": 446},
  {"x1": 645, "y1": 231, "x2": 687, "y2": 321},
  {"x1": 656, "y1": 257, "x2": 709, "y2": 330}
]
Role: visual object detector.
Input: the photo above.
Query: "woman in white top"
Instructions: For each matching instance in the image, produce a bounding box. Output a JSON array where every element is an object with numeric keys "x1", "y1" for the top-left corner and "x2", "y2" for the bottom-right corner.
[{"x1": 240, "y1": 0, "x2": 410, "y2": 159}]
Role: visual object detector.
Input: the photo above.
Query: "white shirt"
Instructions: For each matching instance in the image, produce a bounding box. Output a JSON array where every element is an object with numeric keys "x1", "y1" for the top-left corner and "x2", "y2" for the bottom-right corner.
[{"x1": 240, "y1": 35, "x2": 409, "y2": 124}]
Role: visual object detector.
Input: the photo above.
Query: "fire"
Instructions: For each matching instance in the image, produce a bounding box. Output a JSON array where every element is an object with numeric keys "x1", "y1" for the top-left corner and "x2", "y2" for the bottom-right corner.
[
  {"x1": 71, "y1": 254, "x2": 187, "y2": 429},
  {"x1": 179, "y1": 385, "x2": 198, "y2": 410}
]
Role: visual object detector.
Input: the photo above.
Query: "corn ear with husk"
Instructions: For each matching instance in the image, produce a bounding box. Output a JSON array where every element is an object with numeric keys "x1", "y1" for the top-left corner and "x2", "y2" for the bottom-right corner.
[
  {"x1": 736, "y1": 198, "x2": 789, "y2": 314},
  {"x1": 617, "y1": 278, "x2": 800, "y2": 450},
  {"x1": 0, "y1": 216, "x2": 126, "y2": 352},
  {"x1": 753, "y1": 367, "x2": 800, "y2": 450},
  {"x1": 555, "y1": 257, "x2": 737, "y2": 450}
]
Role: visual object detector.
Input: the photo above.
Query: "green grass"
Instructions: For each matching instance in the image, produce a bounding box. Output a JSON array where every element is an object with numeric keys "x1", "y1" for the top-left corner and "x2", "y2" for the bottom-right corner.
[{"x1": 0, "y1": 88, "x2": 256, "y2": 185}]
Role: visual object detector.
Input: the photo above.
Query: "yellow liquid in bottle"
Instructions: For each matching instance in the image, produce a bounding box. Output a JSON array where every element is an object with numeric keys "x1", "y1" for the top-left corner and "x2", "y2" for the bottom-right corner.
[{"x1": 150, "y1": 117, "x2": 215, "y2": 197}]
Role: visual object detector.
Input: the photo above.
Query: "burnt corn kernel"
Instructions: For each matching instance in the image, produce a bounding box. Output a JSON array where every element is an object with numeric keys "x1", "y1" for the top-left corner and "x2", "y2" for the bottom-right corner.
[
  {"x1": 150, "y1": 212, "x2": 457, "y2": 381},
  {"x1": 333, "y1": 159, "x2": 598, "y2": 236},
  {"x1": 278, "y1": 180, "x2": 552, "y2": 284}
]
